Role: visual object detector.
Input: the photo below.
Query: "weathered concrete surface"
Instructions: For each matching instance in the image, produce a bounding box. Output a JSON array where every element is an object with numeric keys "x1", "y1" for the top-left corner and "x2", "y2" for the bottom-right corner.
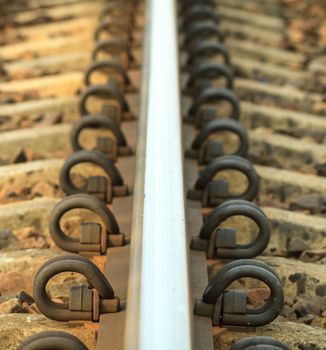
[
  {"x1": 249, "y1": 128, "x2": 326, "y2": 173},
  {"x1": 0, "y1": 159, "x2": 64, "y2": 200},
  {"x1": 257, "y1": 165, "x2": 326, "y2": 207},
  {"x1": 0, "y1": 34, "x2": 94, "y2": 62},
  {"x1": 0, "y1": 0, "x2": 144, "y2": 36},
  {"x1": 214, "y1": 318, "x2": 326, "y2": 350},
  {"x1": 0, "y1": 314, "x2": 97, "y2": 350},
  {"x1": 0, "y1": 249, "x2": 59, "y2": 296},
  {"x1": 227, "y1": 38, "x2": 305, "y2": 68},
  {"x1": 218, "y1": 0, "x2": 281, "y2": 15},
  {"x1": 233, "y1": 57, "x2": 309, "y2": 87},
  {"x1": 0, "y1": 96, "x2": 79, "y2": 131},
  {"x1": 218, "y1": 5, "x2": 284, "y2": 31},
  {"x1": 1, "y1": 0, "x2": 97, "y2": 13},
  {"x1": 221, "y1": 21, "x2": 283, "y2": 46},
  {"x1": 3, "y1": 52, "x2": 90, "y2": 80},
  {"x1": 260, "y1": 255, "x2": 326, "y2": 297},
  {"x1": 240, "y1": 102, "x2": 326, "y2": 142},
  {"x1": 1, "y1": 2, "x2": 101, "y2": 29},
  {"x1": 263, "y1": 206, "x2": 326, "y2": 257},
  {"x1": 2, "y1": 48, "x2": 141, "y2": 82},
  {"x1": 0, "y1": 19, "x2": 142, "y2": 63},
  {"x1": 0, "y1": 197, "x2": 59, "y2": 251},
  {"x1": 0, "y1": 198, "x2": 58, "y2": 234},
  {"x1": 0, "y1": 72, "x2": 83, "y2": 98},
  {"x1": 236, "y1": 79, "x2": 325, "y2": 115},
  {"x1": 0, "y1": 124, "x2": 71, "y2": 162},
  {"x1": 0, "y1": 0, "x2": 90, "y2": 15}
]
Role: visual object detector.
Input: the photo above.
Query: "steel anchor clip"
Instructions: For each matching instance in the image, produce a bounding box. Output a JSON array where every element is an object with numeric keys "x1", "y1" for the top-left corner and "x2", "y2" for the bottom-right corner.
[
  {"x1": 33, "y1": 255, "x2": 120, "y2": 322},
  {"x1": 185, "y1": 118, "x2": 249, "y2": 164},
  {"x1": 49, "y1": 194, "x2": 124, "y2": 255},
  {"x1": 187, "y1": 155, "x2": 260, "y2": 207},
  {"x1": 191, "y1": 200, "x2": 270, "y2": 259},
  {"x1": 71, "y1": 115, "x2": 132, "y2": 161},
  {"x1": 17, "y1": 331, "x2": 89, "y2": 350},
  {"x1": 60, "y1": 150, "x2": 128, "y2": 203},
  {"x1": 194, "y1": 259, "x2": 284, "y2": 327},
  {"x1": 230, "y1": 336, "x2": 290, "y2": 350}
]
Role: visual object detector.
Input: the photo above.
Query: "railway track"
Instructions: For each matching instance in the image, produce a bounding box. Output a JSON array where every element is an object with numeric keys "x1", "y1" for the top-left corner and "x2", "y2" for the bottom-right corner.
[{"x1": 0, "y1": 0, "x2": 325, "y2": 349}]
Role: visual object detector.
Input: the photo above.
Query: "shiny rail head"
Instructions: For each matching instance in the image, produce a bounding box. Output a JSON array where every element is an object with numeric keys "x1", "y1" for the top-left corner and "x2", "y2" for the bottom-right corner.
[
  {"x1": 17, "y1": 331, "x2": 89, "y2": 350},
  {"x1": 124, "y1": 0, "x2": 192, "y2": 348}
]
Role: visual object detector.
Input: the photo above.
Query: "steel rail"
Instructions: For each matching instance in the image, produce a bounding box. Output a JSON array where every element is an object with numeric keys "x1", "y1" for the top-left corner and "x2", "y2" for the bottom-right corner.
[{"x1": 124, "y1": 0, "x2": 193, "y2": 349}]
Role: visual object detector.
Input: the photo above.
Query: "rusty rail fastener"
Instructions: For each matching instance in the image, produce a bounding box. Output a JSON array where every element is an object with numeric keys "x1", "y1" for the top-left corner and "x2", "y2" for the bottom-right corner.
[
  {"x1": 191, "y1": 199, "x2": 270, "y2": 259},
  {"x1": 185, "y1": 118, "x2": 249, "y2": 163},
  {"x1": 187, "y1": 155, "x2": 260, "y2": 207},
  {"x1": 186, "y1": 41, "x2": 230, "y2": 68},
  {"x1": 79, "y1": 80, "x2": 130, "y2": 121},
  {"x1": 94, "y1": 18, "x2": 132, "y2": 43},
  {"x1": 182, "y1": 5, "x2": 220, "y2": 32},
  {"x1": 33, "y1": 255, "x2": 119, "y2": 322},
  {"x1": 194, "y1": 259, "x2": 284, "y2": 327},
  {"x1": 92, "y1": 38, "x2": 136, "y2": 68},
  {"x1": 71, "y1": 115, "x2": 132, "y2": 160},
  {"x1": 84, "y1": 59, "x2": 133, "y2": 91},
  {"x1": 186, "y1": 61, "x2": 234, "y2": 95},
  {"x1": 187, "y1": 86, "x2": 240, "y2": 122},
  {"x1": 17, "y1": 331, "x2": 89, "y2": 350},
  {"x1": 183, "y1": 21, "x2": 225, "y2": 49},
  {"x1": 59, "y1": 150, "x2": 128, "y2": 203},
  {"x1": 49, "y1": 194, "x2": 124, "y2": 255},
  {"x1": 230, "y1": 336, "x2": 290, "y2": 350}
]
